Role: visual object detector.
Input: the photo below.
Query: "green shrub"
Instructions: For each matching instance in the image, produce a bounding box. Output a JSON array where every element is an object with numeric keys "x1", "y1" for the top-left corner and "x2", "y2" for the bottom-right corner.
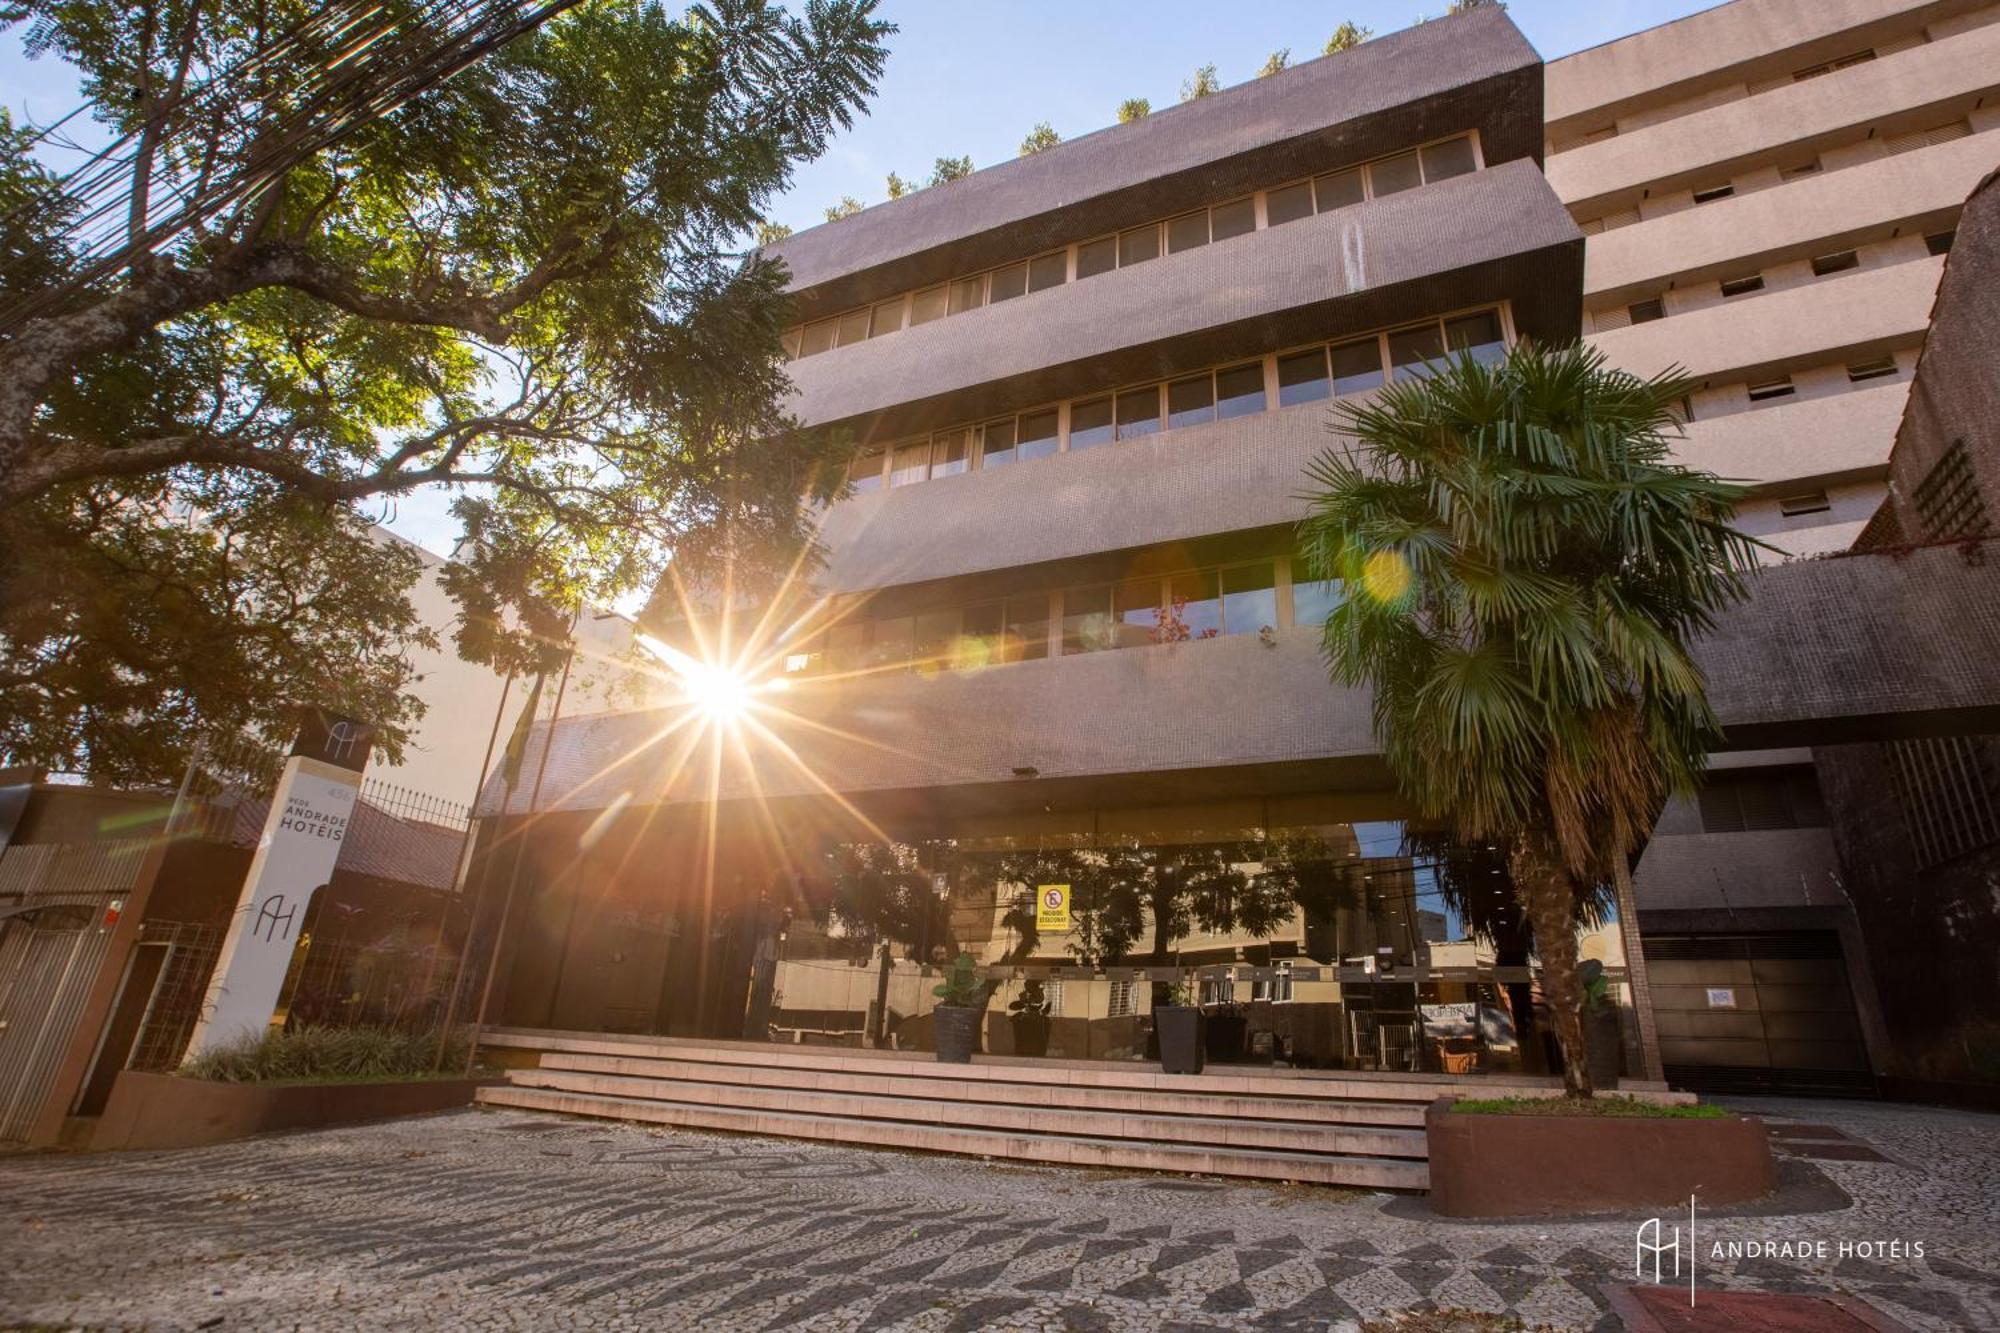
[{"x1": 181, "y1": 1024, "x2": 471, "y2": 1083}]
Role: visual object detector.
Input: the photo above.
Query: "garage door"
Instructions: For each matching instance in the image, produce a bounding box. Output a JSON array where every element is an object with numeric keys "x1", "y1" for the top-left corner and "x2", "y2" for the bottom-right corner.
[{"x1": 1647, "y1": 931, "x2": 1876, "y2": 1097}]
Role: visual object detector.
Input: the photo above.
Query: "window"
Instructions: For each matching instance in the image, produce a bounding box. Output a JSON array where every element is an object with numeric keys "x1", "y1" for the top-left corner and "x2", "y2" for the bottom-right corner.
[
  {"x1": 1925, "y1": 230, "x2": 1956, "y2": 257},
  {"x1": 1692, "y1": 182, "x2": 1735, "y2": 204},
  {"x1": 1811, "y1": 250, "x2": 1859, "y2": 277},
  {"x1": 1167, "y1": 374, "x2": 1215, "y2": 429},
  {"x1": 1330, "y1": 337, "x2": 1385, "y2": 395},
  {"x1": 1277, "y1": 348, "x2": 1331, "y2": 406},
  {"x1": 947, "y1": 275, "x2": 984, "y2": 315},
  {"x1": 1720, "y1": 273, "x2": 1764, "y2": 298},
  {"x1": 1221, "y1": 563, "x2": 1277, "y2": 635},
  {"x1": 1780, "y1": 159, "x2": 1821, "y2": 181},
  {"x1": 1887, "y1": 736, "x2": 2000, "y2": 870},
  {"x1": 870, "y1": 616, "x2": 914, "y2": 669},
  {"x1": 1748, "y1": 378, "x2": 1796, "y2": 404},
  {"x1": 1265, "y1": 181, "x2": 1314, "y2": 226},
  {"x1": 1116, "y1": 386, "x2": 1162, "y2": 440},
  {"x1": 1210, "y1": 196, "x2": 1256, "y2": 242},
  {"x1": 1314, "y1": 168, "x2": 1364, "y2": 212},
  {"x1": 1061, "y1": 585, "x2": 1115, "y2": 655},
  {"x1": 910, "y1": 286, "x2": 948, "y2": 326},
  {"x1": 1420, "y1": 136, "x2": 1477, "y2": 182},
  {"x1": 1444, "y1": 311, "x2": 1505, "y2": 366},
  {"x1": 849, "y1": 448, "x2": 885, "y2": 492},
  {"x1": 1076, "y1": 235, "x2": 1117, "y2": 280},
  {"x1": 1119, "y1": 225, "x2": 1160, "y2": 267},
  {"x1": 1068, "y1": 397, "x2": 1114, "y2": 450},
  {"x1": 1370, "y1": 151, "x2": 1422, "y2": 196},
  {"x1": 1027, "y1": 251, "x2": 1067, "y2": 293},
  {"x1": 1912, "y1": 441, "x2": 1989, "y2": 540},
  {"x1": 1005, "y1": 596, "x2": 1050, "y2": 661},
  {"x1": 1018, "y1": 408, "x2": 1061, "y2": 461},
  {"x1": 780, "y1": 327, "x2": 803, "y2": 359},
  {"x1": 799, "y1": 319, "x2": 837, "y2": 357},
  {"x1": 1167, "y1": 570, "x2": 1221, "y2": 640},
  {"x1": 1846, "y1": 357, "x2": 1897, "y2": 383},
  {"x1": 914, "y1": 609, "x2": 958, "y2": 672},
  {"x1": 1388, "y1": 323, "x2": 1445, "y2": 381},
  {"x1": 931, "y1": 427, "x2": 972, "y2": 478},
  {"x1": 1777, "y1": 490, "x2": 1829, "y2": 516},
  {"x1": 889, "y1": 440, "x2": 930, "y2": 488},
  {"x1": 1215, "y1": 362, "x2": 1266, "y2": 418},
  {"x1": 1167, "y1": 211, "x2": 1209, "y2": 253},
  {"x1": 837, "y1": 308, "x2": 871, "y2": 346},
  {"x1": 870, "y1": 298, "x2": 905, "y2": 337},
  {"x1": 980, "y1": 417, "x2": 1018, "y2": 468},
  {"x1": 1885, "y1": 119, "x2": 1971, "y2": 156},
  {"x1": 989, "y1": 263, "x2": 1028, "y2": 303},
  {"x1": 1114, "y1": 579, "x2": 1163, "y2": 647},
  {"x1": 1794, "y1": 49, "x2": 1875, "y2": 80},
  {"x1": 1697, "y1": 769, "x2": 1825, "y2": 832},
  {"x1": 825, "y1": 620, "x2": 871, "y2": 672},
  {"x1": 1292, "y1": 574, "x2": 1343, "y2": 628},
  {"x1": 1107, "y1": 978, "x2": 1136, "y2": 1019},
  {"x1": 1629, "y1": 298, "x2": 1665, "y2": 324}
]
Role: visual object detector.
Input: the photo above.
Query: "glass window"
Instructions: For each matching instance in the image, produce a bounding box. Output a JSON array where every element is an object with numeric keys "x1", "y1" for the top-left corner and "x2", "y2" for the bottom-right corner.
[
  {"x1": 1221, "y1": 563, "x2": 1277, "y2": 635},
  {"x1": 1115, "y1": 579, "x2": 1163, "y2": 648},
  {"x1": 869, "y1": 299, "x2": 905, "y2": 337},
  {"x1": 1006, "y1": 595, "x2": 1050, "y2": 662},
  {"x1": 1444, "y1": 311, "x2": 1505, "y2": 366},
  {"x1": 930, "y1": 427, "x2": 972, "y2": 478},
  {"x1": 1370, "y1": 151, "x2": 1422, "y2": 196},
  {"x1": 1388, "y1": 323, "x2": 1445, "y2": 381},
  {"x1": 980, "y1": 418, "x2": 1018, "y2": 468},
  {"x1": 1315, "y1": 168, "x2": 1364, "y2": 212},
  {"x1": 1028, "y1": 251, "x2": 1067, "y2": 293},
  {"x1": 848, "y1": 448, "x2": 885, "y2": 492},
  {"x1": 889, "y1": 440, "x2": 929, "y2": 487},
  {"x1": 948, "y1": 275, "x2": 984, "y2": 315},
  {"x1": 1167, "y1": 570, "x2": 1221, "y2": 641},
  {"x1": 1061, "y1": 585, "x2": 1115, "y2": 655},
  {"x1": 781, "y1": 327, "x2": 802, "y2": 360},
  {"x1": 1116, "y1": 386, "x2": 1161, "y2": 440},
  {"x1": 1420, "y1": 136, "x2": 1477, "y2": 183},
  {"x1": 1277, "y1": 348, "x2": 1331, "y2": 406},
  {"x1": 913, "y1": 609, "x2": 958, "y2": 671},
  {"x1": 870, "y1": 616, "x2": 914, "y2": 670},
  {"x1": 799, "y1": 319, "x2": 837, "y2": 357},
  {"x1": 1119, "y1": 225, "x2": 1160, "y2": 267},
  {"x1": 1076, "y1": 236, "x2": 1117, "y2": 280},
  {"x1": 1018, "y1": 408, "x2": 1060, "y2": 461},
  {"x1": 1167, "y1": 211, "x2": 1209, "y2": 253},
  {"x1": 1292, "y1": 573, "x2": 1343, "y2": 628},
  {"x1": 1167, "y1": 374, "x2": 1215, "y2": 429},
  {"x1": 825, "y1": 621, "x2": 870, "y2": 672},
  {"x1": 1210, "y1": 197, "x2": 1256, "y2": 242},
  {"x1": 1068, "y1": 397, "x2": 1114, "y2": 450},
  {"x1": 989, "y1": 263, "x2": 1028, "y2": 303},
  {"x1": 1215, "y1": 362, "x2": 1267, "y2": 419},
  {"x1": 959, "y1": 602, "x2": 1003, "y2": 668},
  {"x1": 837, "y1": 308, "x2": 871, "y2": 346},
  {"x1": 1266, "y1": 181, "x2": 1314, "y2": 227},
  {"x1": 1330, "y1": 336, "x2": 1385, "y2": 395},
  {"x1": 910, "y1": 286, "x2": 947, "y2": 326}
]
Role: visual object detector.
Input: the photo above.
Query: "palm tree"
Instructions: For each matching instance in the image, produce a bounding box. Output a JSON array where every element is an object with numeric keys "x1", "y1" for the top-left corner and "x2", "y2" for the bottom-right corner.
[{"x1": 1298, "y1": 341, "x2": 1762, "y2": 1095}]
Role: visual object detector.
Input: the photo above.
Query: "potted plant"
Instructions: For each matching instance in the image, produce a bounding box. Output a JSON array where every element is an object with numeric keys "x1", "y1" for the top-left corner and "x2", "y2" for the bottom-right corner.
[
  {"x1": 1154, "y1": 981, "x2": 1206, "y2": 1075},
  {"x1": 931, "y1": 952, "x2": 985, "y2": 1064},
  {"x1": 1579, "y1": 959, "x2": 1623, "y2": 1090},
  {"x1": 1007, "y1": 980, "x2": 1053, "y2": 1057}
]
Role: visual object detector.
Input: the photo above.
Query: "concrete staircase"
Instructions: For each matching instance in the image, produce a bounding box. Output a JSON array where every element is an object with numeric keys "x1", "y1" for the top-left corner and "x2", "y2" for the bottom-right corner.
[{"x1": 467, "y1": 1028, "x2": 1563, "y2": 1190}]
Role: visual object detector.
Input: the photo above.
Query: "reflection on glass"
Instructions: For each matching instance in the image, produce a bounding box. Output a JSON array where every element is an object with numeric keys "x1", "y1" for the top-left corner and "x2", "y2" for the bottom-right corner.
[
  {"x1": 1331, "y1": 337, "x2": 1385, "y2": 395},
  {"x1": 1210, "y1": 197, "x2": 1256, "y2": 242},
  {"x1": 959, "y1": 601, "x2": 1002, "y2": 667},
  {"x1": 1168, "y1": 570, "x2": 1221, "y2": 640},
  {"x1": 913, "y1": 609, "x2": 958, "y2": 671},
  {"x1": 1061, "y1": 585, "x2": 1114, "y2": 655},
  {"x1": 1028, "y1": 251, "x2": 1067, "y2": 292},
  {"x1": 1421, "y1": 136, "x2": 1477, "y2": 182},
  {"x1": 980, "y1": 418, "x2": 1018, "y2": 468},
  {"x1": 948, "y1": 275, "x2": 984, "y2": 315},
  {"x1": 1168, "y1": 374, "x2": 1215, "y2": 429},
  {"x1": 1278, "y1": 348, "x2": 1331, "y2": 406},
  {"x1": 870, "y1": 298, "x2": 905, "y2": 337},
  {"x1": 1006, "y1": 595, "x2": 1050, "y2": 661},
  {"x1": 1076, "y1": 236, "x2": 1117, "y2": 279},
  {"x1": 1221, "y1": 563, "x2": 1277, "y2": 634},
  {"x1": 825, "y1": 620, "x2": 869, "y2": 671},
  {"x1": 1266, "y1": 181, "x2": 1314, "y2": 226},
  {"x1": 799, "y1": 320, "x2": 836, "y2": 356},
  {"x1": 1068, "y1": 397, "x2": 1114, "y2": 450},
  {"x1": 1116, "y1": 579, "x2": 1163, "y2": 647},
  {"x1": 1216, "y1": 362, "x2": 1266, "y2": 419},
  {"x1": 989, "y1": 263, "x2": 1028, "y2": 303},
  {"x1": 1119, "y1": 224, "x2": 1160, "y2": 266},
  {"x1": 849, "y1": 450, "x2": 885, "y2": 492},
  {"x1": 1445, "y1": 311, "x2": 1505, "y2": 366},
  {"x1": 1371, "y1": 151, "x2": 1422, "y2": 196},
  {"x1": 909, "y1": 286, "x2": 947, "y2": 326},
  {"x1": 1315, "y1": 167, "x2": 1364, "y2": 212},
  {"x1": 837, "y1": 308, "x2": 871, "y2": 346},
  {"x1": 931, "y1": 428, "x2": 971, "y2": 478},
  {"x1": 1389, "y1": 323, "x2": 1446, "y2": 381},
  {"x1": 1116, "y1": 387, "x2": 1161, "y2": 440},
  {"x1": 870, "y1": 615, "x2": 913, "y2": 669},
  {"x1": 1293, "y1": 575, "x2": 1344, "y2": 629},
  {"x1": 1018, "y1": 408, "x2": 1061, "y2": 461},
  {"x1": 889, "y1": 441, "x2": 929, "y2": 487},
  {"x1": 1167, "y1": 211, "x2": 1209, "y2": 253}
]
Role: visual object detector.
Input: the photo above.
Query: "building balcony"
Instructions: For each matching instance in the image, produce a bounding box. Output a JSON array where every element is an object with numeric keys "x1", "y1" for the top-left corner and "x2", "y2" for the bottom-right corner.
[
  {"x1": 1581, "y1": 128, "x2": 1993, "y2": 304},
  {"x1": 1669, "y1": 380, "x2": 1908, "y2": 491},
  {"x1": 781, "y1": 159, "x2": 1582, "y2": 438},
  {"x1": 1546, "y1": 18, "x2": 2000, "y2": 215},
  {"x1": 1587, "y1": 253, "x2": 1943, "y2": 384}
]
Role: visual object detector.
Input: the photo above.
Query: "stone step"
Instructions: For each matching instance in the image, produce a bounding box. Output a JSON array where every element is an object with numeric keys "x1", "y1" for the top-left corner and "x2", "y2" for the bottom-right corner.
[
  {"x1": 474, "y1": 1084, "x2": 1432, "y2": 1190},
  {"x1": 537, "y1": 1051, "x2": 1429, "y2": 1128},
  {"x1": 511, "y1": 1065, "x2": 1431, "y2": 1159}
]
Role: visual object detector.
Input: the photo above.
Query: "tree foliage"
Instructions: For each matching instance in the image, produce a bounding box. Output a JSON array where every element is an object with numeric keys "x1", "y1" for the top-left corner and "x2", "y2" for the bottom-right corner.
[
  {"x1": 0, "y1": 0, "x2": 892, "y2": 780},
  {"x1": 1325, "y1": 21, "x2": 1373, "y2": 53},
  {"x1": 1180, "y1": 63, "x2": 1220, "y2": 101},
  {"x1": 1298, "y1": 341, "x2": 1760, "y2": 1093},
  {"x1": 1018, "y1": 122, "x2": 1061, "y2": 156},
  {"x1": 1258, "y1": 49, "x2": 1290, "y2": 78},
  {"x1": 927, "y1": 154, "x2": 973, "y2": 186},
  {"x1": 824, "y1": 194, "x2": 866, "y2": 221},
  {"x1": 1116, "y1": 98, "x2": 1151, "y2": 124}
]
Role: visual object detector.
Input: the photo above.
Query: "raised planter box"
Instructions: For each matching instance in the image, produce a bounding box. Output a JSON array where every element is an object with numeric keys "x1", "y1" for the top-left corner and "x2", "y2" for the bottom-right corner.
[
  {"x1": 1425, "y1": 1096, "x2": 1777, "y2": 1217},
  {"x1": 91, "y1": 1070, "x2": 496, "y2": 1151}
]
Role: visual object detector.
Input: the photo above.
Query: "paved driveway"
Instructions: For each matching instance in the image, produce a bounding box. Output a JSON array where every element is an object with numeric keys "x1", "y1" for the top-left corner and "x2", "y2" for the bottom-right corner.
[{"x1": 1, "y1": 1096, "x2": 1993, "y2": 1331}]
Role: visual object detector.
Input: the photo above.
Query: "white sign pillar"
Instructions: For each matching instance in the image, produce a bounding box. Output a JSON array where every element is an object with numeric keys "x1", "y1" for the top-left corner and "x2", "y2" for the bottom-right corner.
[{"x1": 184, "y1": 745, "x2": 365, "y2": 1060}]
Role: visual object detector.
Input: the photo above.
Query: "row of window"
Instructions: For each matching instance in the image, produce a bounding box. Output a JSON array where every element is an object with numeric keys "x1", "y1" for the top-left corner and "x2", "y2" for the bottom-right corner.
[
  {"x1": 783, "y1": 133, "x2": 1483, "y2": 361},
  {"x1": 847, "y1": 309, "x2": 1507, "y2": 493},
  {"x1": 782, "y1": 557, "x2": 1343, "y2": 678}
]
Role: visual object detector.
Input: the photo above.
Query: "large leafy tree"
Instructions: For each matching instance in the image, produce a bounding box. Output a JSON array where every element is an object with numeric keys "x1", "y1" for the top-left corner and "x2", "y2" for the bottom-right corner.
[
  {"x1": 1299, "y1": 342, "x2": 1761, "y2": 1095},
  {"x1": 0, "y1": 0, "x2": 890, "y2": 779}
]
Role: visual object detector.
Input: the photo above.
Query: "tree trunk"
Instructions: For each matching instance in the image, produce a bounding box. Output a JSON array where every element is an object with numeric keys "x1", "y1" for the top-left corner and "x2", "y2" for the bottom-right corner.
[{"x1": 1511, "y1": 833, "x2": 1594, "y2": 1098}]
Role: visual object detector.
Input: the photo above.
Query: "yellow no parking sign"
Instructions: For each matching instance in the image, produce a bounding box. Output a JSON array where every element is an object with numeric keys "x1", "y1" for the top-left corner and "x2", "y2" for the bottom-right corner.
[{"x1": 1036, "y1": 883, "x2": 1071, "y2": 932}]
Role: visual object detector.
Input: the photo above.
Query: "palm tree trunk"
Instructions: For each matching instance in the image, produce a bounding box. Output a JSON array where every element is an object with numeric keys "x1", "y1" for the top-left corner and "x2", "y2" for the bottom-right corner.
[{"x1": 1511, "y1": 833, "x2": 1594, "y2": 1098}]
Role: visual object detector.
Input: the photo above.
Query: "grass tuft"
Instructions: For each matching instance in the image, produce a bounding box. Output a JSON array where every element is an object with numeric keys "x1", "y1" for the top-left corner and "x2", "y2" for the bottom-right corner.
[
  {"x1": 181, "y1": 1024, "x2": 472, "y2": 1083},
  {"x1": 1451, "y1": 1095, "x2": 1728, "y2": 1119}
]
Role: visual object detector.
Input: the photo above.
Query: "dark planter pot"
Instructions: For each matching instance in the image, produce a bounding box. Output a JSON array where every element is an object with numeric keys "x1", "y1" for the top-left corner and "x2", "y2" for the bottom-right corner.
[
  {"x1": 91, "y1": 1070, "x2": 498, "y2": 1152},
  {"x1": 1586, "y1": 1005, "x2": 1623, "y2": 1090},
  {"x1": 1009, "y1": 1012, "x2": 1051, "y2": 1058},
  {"x1": 1155, "y1": 1005, "x2": 1206, "y2": 1075},
  {"x1": 1426, "y1": 1097, "x2": 1777, "y2": 1217},
  {"x1": 934, "y1": 1004, "x2": 983, "y2": 1064}
]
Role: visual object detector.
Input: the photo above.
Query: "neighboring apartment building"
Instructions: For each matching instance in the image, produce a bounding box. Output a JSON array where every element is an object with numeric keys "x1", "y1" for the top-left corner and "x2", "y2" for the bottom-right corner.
[{"x1": 1544, "y1": 0, "x2": 2000, "y2": 558}]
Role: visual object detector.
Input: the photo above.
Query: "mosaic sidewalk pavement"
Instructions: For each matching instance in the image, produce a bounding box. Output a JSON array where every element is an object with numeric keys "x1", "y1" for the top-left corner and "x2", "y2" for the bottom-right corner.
[{"x1": 0, "y1": 1094, "x2": 1994, "y2": 1331}]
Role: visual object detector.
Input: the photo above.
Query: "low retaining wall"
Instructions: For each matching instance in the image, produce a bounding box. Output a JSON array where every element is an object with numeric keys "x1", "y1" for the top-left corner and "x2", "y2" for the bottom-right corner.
[
  {"x1": 92, "y1": 1071, "x2": 495, "y2": 1151},
  {"x1": 1426, "y1": 1097, "x2": 1777, "y2": 1217}
]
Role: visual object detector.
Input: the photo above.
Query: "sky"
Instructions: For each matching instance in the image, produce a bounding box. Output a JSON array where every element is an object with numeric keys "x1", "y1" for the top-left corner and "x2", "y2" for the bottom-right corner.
[{"x1": 2, "y1": 0, "x2": 1718, "y2": 557}]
